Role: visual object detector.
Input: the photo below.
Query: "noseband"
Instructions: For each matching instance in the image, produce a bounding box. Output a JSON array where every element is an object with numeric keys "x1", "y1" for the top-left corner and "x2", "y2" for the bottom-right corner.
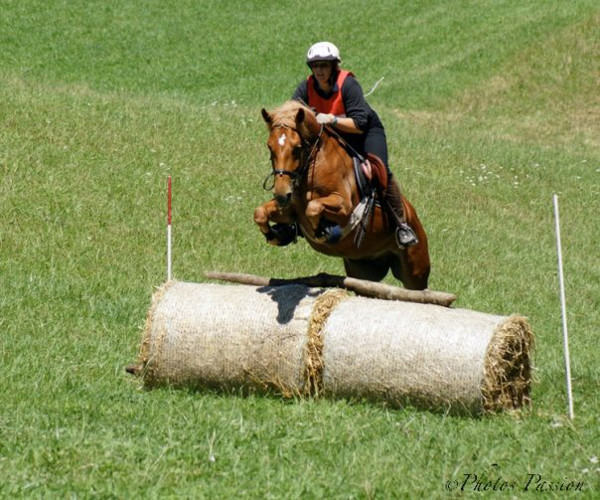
[{"x1": 262, "y1": 124, "x2": 324, "y2": 191}]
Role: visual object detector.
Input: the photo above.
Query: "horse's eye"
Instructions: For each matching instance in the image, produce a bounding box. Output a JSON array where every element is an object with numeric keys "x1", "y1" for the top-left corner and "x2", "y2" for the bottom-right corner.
[{"x1": 292, "y1": 146, "x2": 302, "y2": 159}]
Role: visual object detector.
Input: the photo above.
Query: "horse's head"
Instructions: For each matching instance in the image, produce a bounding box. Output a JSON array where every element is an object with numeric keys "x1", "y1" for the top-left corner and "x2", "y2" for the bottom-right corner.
[{"x1": 261, "y1": 101, "x2": 320, "y2": 208}]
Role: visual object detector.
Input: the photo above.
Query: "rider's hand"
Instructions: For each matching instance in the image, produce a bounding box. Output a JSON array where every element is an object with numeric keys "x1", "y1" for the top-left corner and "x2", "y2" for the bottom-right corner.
[{"x1": 316, "y1": 113, "x2": 335, "y2": 125}]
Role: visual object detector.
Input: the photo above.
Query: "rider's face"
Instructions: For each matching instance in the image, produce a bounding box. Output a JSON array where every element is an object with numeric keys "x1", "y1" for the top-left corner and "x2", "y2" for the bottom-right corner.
[{"x1": 311, "y1": 61, "x2": 332, "y2": 86}]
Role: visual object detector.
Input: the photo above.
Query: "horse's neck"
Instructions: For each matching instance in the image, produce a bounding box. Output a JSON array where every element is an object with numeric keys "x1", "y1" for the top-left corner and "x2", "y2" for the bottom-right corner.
[{"x1": 322, "y1": 133, "x2": 353, "y2": 173}]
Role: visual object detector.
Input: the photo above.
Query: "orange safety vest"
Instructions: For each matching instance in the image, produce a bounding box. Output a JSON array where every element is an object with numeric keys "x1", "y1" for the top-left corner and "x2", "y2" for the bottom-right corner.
[{"x1": 307, "y1": 70, "x2": 354, "y2": 116}]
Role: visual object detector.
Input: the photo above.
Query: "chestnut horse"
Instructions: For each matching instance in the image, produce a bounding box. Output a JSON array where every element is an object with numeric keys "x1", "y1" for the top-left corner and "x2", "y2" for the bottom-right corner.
[{"x1": 254, "y1": 100, "x2": 430, "y2": 290}]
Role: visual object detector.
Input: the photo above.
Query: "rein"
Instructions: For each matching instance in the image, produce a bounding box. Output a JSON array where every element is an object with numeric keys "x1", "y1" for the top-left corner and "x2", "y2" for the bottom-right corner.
[{"x1": 262, "y1": 124, "x2": 324, "y2": 191}]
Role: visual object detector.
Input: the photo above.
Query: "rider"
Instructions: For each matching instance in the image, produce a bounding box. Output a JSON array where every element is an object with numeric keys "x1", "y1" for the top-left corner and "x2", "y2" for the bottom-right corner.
[{"x1": 292, "y1": 41, "x2": 418, "y2": 248}]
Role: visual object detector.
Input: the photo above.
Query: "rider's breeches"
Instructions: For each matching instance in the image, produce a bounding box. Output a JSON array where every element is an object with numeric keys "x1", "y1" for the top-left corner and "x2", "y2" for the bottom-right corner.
[{"x1": 363, "y1": 126, "x2": 389, "y2": 170}]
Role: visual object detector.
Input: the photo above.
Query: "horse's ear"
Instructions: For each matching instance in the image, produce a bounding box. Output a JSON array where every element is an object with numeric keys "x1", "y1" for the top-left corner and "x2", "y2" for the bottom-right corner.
[
  {"x1": 295, "y1": 108, "x2": 305, "y2": 125},
  {"x1": 261, "y1": 108, "x2": 272, "y2": 125}
]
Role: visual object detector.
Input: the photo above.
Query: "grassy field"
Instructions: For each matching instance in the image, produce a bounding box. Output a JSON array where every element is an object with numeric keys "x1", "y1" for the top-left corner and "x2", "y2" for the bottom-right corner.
[{"x1": 1, "y1": 0, "x2": 599, "y2": 497}]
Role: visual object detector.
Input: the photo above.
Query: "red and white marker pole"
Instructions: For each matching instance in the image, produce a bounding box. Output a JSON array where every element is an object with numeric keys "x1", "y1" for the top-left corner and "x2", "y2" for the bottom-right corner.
[{"x1": 167, "y1": 175, "x2": 172, "y2": 282}]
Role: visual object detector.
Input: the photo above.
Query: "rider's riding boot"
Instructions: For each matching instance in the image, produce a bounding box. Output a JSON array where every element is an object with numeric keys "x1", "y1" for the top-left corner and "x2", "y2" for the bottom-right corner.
[{"x1": 384, "y1": 179, "x2": 419, "y2": 248}]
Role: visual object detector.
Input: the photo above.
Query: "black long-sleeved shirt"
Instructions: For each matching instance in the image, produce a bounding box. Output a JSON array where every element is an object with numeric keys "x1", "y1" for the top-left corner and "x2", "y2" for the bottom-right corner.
[{"x1": 292, "y1": 72, "x2": 385, "y2": 156}]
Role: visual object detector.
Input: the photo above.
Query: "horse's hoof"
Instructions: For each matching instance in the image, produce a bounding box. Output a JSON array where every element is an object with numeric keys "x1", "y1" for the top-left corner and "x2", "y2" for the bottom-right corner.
[
  {"x1": 269, "y1": 223, "x2": 298, "y2": 246},
  {"x1": 324, "y1": 225, "x2": 342, "y2": 243},
  {"x1": 316, "y1": 219, "x2": 341, "y2": 242}
]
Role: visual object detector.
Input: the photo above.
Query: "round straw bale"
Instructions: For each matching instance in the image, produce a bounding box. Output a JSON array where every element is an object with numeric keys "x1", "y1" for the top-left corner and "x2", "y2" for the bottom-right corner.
[
  {"x1": 321, "y1": 297, "x2": 533, "y2": 413},
  {"x1": 140, "y1": 281, "x2": 321, "y2": 395}
]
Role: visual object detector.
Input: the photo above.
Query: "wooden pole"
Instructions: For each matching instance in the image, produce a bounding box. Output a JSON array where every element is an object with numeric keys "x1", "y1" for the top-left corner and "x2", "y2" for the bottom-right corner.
[{"x1": 205, "y1": 271, "x2": 457, "y2": 307}]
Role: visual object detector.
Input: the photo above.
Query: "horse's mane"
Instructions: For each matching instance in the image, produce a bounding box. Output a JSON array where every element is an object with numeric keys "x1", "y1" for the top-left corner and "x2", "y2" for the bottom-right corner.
[
  {"x1": 269, "y1": 100, "x2": 311, "y2": 126},
  {"x1": 268, "y1": 100, "x2": 318, "y2": 138}
]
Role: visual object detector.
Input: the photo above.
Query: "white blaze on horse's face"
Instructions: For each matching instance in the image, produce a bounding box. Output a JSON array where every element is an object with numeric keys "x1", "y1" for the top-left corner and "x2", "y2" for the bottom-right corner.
[{"x1": 270, "y1": 130, "x2": 298, "y2": 208}]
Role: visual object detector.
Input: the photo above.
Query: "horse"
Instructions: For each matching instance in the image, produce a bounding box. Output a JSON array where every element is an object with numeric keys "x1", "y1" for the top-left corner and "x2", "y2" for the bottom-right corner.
[{"x1": 253, "y1": 100, "x2": 430, "y2": 290}]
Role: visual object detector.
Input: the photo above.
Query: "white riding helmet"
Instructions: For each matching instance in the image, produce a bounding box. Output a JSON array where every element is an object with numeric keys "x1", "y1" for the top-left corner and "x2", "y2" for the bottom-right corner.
[{"x1": 306, "y1": 41, "x2": 341, "y2": 66}]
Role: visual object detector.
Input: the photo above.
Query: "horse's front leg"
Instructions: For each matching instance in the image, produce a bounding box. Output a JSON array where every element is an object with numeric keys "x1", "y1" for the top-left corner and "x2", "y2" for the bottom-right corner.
[
  {"x1": 254, "y1": 200, "x2": 296, "y2": 246},
  {"x1": 305, "y1": 193, "x2": 352, "y2": 230}
]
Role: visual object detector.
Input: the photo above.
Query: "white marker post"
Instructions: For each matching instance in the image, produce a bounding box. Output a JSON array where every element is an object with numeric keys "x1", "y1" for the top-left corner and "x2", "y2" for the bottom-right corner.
[
  {"x1": 167, "y1": 175, "x2": 172, "y2": 282},
  {"x1": 553, "y1": 194, "x2": 574, "y2": 420}
]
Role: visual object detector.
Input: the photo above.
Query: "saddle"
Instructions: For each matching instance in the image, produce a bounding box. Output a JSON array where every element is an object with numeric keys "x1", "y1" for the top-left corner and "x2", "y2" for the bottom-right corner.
[
  {"x1": 344, "y1": 153, "x2": 387, "y2": 247},
  {"x1": 352, "y1": 153, "x2": 389, "y2": 198}
]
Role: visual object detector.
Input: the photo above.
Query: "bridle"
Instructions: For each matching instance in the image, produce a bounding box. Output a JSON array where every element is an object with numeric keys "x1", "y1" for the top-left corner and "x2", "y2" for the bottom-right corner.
[{"x1": 262, "y1": 124, "x2": 324, "y2": 191}]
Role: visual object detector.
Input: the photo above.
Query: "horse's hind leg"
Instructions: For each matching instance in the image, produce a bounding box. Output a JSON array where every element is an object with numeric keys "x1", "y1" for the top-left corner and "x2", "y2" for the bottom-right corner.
[
  {"x1": 390, "y1": 249, "x2": 430, "y2": 290},
  {"x1": 343, "y1": 258, "x2": 390, "y2": 282},
  {"x1": 389, "y1": 197, "x2": 430, "y2": 290}
]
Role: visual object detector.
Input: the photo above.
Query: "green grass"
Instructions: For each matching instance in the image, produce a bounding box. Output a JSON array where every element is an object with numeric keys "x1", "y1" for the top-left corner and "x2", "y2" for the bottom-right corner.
[{"x1": 1, "y1": 0, "x2": 599, "y2": 497}]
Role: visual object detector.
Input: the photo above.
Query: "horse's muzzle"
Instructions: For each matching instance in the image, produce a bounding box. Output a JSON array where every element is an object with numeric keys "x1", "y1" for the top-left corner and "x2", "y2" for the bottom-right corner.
[{"x1": 275, "y1": 192, "x2": 292, "y2": 207}]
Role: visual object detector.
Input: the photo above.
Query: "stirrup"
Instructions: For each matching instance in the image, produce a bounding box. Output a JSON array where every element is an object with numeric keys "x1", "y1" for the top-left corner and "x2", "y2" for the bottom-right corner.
[{"x1": 395, "y1": 223, "x2": 418, "y2": 248}]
